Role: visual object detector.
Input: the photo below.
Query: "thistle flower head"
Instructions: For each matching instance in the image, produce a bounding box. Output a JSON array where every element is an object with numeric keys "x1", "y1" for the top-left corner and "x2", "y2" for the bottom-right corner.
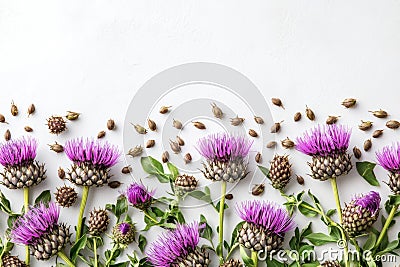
[
  {"x1": 376, "y1": 143, "x2": 400, "y2": 173},
  {"x1": 11, "y1": 202, "x2": 59, "y2": 245},
  {"x1": 147, "y1": 222, "x2": 201, "y2": 267},
  {"x1": 236, "y1": 200, "x2": 295, "y2": 236},
  {"x1": 64, "y1": 138, "x2": 120, "y2": 168},
  {"x1": 0, "y1": 137, "x2": 37, "y2": 167},
  {"x1": 296, "y1": 124, "x2": 351, "y2": 156},
  {"x1": 197, "y1": 133, "x2": 252, "y2": 162},
  {"x1": 118, "y1": 222, "x2": 131, "y2": 235},
  {"x1": 353, "y1": 191, "x2": 381, "y2": 215},
  {"x1": 125, "y1": 182, "x2": 154, "y2": 210}
]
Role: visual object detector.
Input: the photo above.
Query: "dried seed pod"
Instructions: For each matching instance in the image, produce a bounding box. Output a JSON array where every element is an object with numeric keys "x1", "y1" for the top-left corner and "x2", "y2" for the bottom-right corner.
[
  {"x1": 48, "y1": 142, "x2": 64, "y2": 153},
  {"x1": 132, "y1": 123, "x2": 147, "y2": 134},
  {"x1": 326, "y1": 116, "x2": 340, "y2": 125},
  {"x1": 254, "y1": 116, "x2": 264, "y2": 124},
  {"x1": 173, "y1": 119, "x2": 183, "y2": 129},
  {"x1": 122, "y1": 166, "x2": 132, "y2": 174},
  {"x1": 386, "y1": 120, "x2": 400, "y2": 129},
  {"x1": 251, "y1": 184, "x2": 265, "y2": 196},
  {"x1": 24, "y1": 126, "x2": 33, "y2": 132},
  {"x1": 270, "y1": 121, "x2": 283, "y2": 133},
  {"x1": 0, "y1": 114, "x2": 6, "y2": 123},
  {"x1": 169, "y1": 140, "x2": 181, "y2": 154},
  {"x1": 230, "y1": 116, "x2": 245, "y2": 126},
  {"x1": 369, "y1": 109, "x2": 388, "y2": 118},
  {"x1": 4, "y1": 129, "x2": 11, "y2": 141},
  {"x1": 162, "y1": 151, "x2": 170, "y2": 163},
  {"x1": 184, "y1": 153, "x2": 192, "y2": 164},
  {"x1": 271, "y1": 98, "x2": 284, "y2": 109},
  {"x1": 225, "y1": 194, "x2": 234, "y2": 200},
  {"x1": 159, "y1": 106, "x2": 172, "y2": 114},
  {"x1": 266, "y1": 141, "x2": 277, "y2": 148},
  {"x1": 192, "y1": 121, "x2": 206, "y2": 129},
  {"x1": 97, "y1": 131, "x2": 106, "y2": 139},
  {"x1": 58, "y1": 167, "x2": 65, "y2": 179},
  {"x1": 27, "y1": 104, "x2": 36, "y2": 116},
  {"x1": 342, "y1": 98, "x2": 357, "y2": 108},
  {"x1": 249, "y1": 129, "x2": 258, "y2": 137},
  {"x1": 296, "y1": 175, "x2": 305, "y2": 185},
  {"x1": 305, "y1": 106, "x2": 315, "y2": 121},
  {"x1": 146, "y1": 139, "x2": 155, "y2": 148},
  {"x1": 108, "y1": 181, "x2": 122, "y2": 189},
  {"x1": 294, "y1": 112, "x2": 302, "y2": 122},
  {"x1": 364, "y1": 139, "x2": 372, "y2": 152},
  {"x1": 11, "y1": 101, "x2": 18, "y2": 116},
  {"x1": 281, "y1": 137, "x2": 295, "y2": 149},
  {"x1": 107, "y1": 119, "x2": 115, "y2": 130},
  {"x1": 372, "y1": 129, "x2": 384, "y2": 138},
  {"x1": 211, "y1": 102, "x2": 223, "y2": 119},
  {"x1": 66, "y1": 111, "x2": 80, "y2": 120},
  {"x1": 148, "y1": 119, "x2": 157, "y2": 131},
  {"x1": 359, "y1": 120, "x2": 373, "y2": 131},
  {"x1": 353, "y1": 146, "x2": 362, "y2": 159},
  {"x1": 255, "y1": 152, "x2": 262, "y2": 163},
  {"x1": 127, "y1": 145, "x2": 143, "y2": 158},
  {"x1": 47, "y1": 116, "x2": 67, "y2": 135},
  {"x1": 176, "y1": 136, "x2": 185, "y2": 146}
]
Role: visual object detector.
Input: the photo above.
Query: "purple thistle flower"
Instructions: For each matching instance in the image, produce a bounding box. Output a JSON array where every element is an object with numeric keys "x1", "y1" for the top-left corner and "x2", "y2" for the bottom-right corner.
[
  {"x1": 119, "y1": 222, "x2": 131, "y2": 235},
  {"x1": 0, "y1": 137, "x2": 37, "y2": 167},
  {"x1": 236, "y1": 200, "x2": 295, "y2": 236},
  {"x1": 197, "y1": 133, "x2": 252, "y2": 162},
  {"x1": 125, "y1": 182, "x2": 154, "y2": 210},
  {"x1": 353, "y1": 191, "x2": 381, "y2": 215},
  {"x1": 11, "y1": 202, "x2": 60, "y2": 245},
  {"x1": 147, "y1": 222, "x2": 201, "y2": 267},
  {"x1": 376, "y1": 143, "x2": 400, "y2": 173},
  {"x1": 296, "y1": 124, "x2": 351, "y2": 156},
  {"x1": 64, "y1": 138, "x2": 120, "y2": 168}
]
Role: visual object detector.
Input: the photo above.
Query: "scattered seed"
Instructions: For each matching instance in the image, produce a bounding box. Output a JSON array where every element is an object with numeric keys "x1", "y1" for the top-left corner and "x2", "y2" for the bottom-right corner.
[
  {"x1": 48, "y1": 142, "x2": 64, "y2": 153},
  {"x1": 281, "y1": 137, "x2": 295, "y2": 149},
  {"x1": 271, "y1": 98, "x2": 284, "y2": 109},
  {"x1": 148, "y1": 119, "x2": 157, "y2": 131},
  {"x1": 159, "y1": 106, "x2": 172, "y2": 114},
  {"x1": 211, "y1": 102, "x2": 223, "y2": 119},
  {"x1": 173, "y1": 119, "x2": 183, "y2": 129},
  {"x1": 225, "y1": 194, "x2": 234, "y2": 200},
  {"x1": 372, "y1": 129, "x2": 384, "y2": 138},
  {"x1": 132, "y1": 123, "x2": 147, "y2": 134},
  {"x1": 107, "y1": 119, "x2": 115, "y2": 130},
  {"x1": 58, "y1": 167, "x2": 65, "y2": 180},
  {"x1": 169, "y1": 140, "x2": 181, "y2": 154},
  {"x1": 4, "y1": 129, "x2": 11, "y2": 141},
  {"x1": 255, "y1": 152, "x2": 262, "y2": 163},
  {"x1": 305, "y1": 106, "x2": 315, "y2": 121},
  {"x1": 184, "y1": 153, "x2": 192, "y2": 164},
  {"x1": 127, "y1": 145, "x2": 143, "y2": 158},
  {"x1": 296, "y1": 175, "x2": 305, "y2": 185},
  {"x1": 97, "y1": 131, "x2": 106, "y2": 139},
  {"x1": 364, "y1": 139, "x2": 372, "y2": 152},
  {"x1": 359, "y1": 121, "x2": 373, "y2": 131},
  {"x1": 230, "y1": 116, "x2": 245, "y2": 126},
  {"x1": 353, "y1": 146, "x2": 362, "y2": 159},
  {"x1": 294, "y1": 112, "x2": 302, "y2": 122},
  {"x1": 249, "y1": 129, "x2": 258, "y2": 138},
  {"x1": 0, "y1": 114, "x2": 6, "y2": 123},
  {"x1": 27, "y1": 104, "x2": 36, "y2": 116},
  {"x1": 254, "y1": 116, "x2": 264, "y2": 124},
  {"x1": 369, "y1": 109, "x2": 388, "y2": 118},
  {"x1": 266, "y1": 141, "x2": 277, "y2": 148},
  {"x1": 342, "y1": 98, "x2": 357, "y2": 108},
  {"x1": 122, "y1": 166, "x2": 132, "y2": 174},
  {"x1": 192, "y1": 121, "x2": 206, "y2": 130},
  {"x1": 252, "y1": 184, "x2": 265, "y2": 196},
  {"x1": 326, "y1": 115, "x2": 340, "y2": 125},
  {"x1": 66, "y1": 111, "x2": 80, "y2": 120},
  {"x1": 108, "y1": 181, "x2": 122, "y2": 189},
  {"x1": 162, "y1": 151, "x2": 170, "y2": 163},
  {"x1": 386, "y1": 120, "x2": 400, "y2": 129},
  {"x1": 146, "y1": 140, "x2": 155, "y2": 148},
  {"x1": 24, "y1": 126, "x2": 33, "y2": 132},
  {"x1": 11, "y1": 101, "x2": 18, "y2": 116},
  {"x1": 271, "y1": 121, "x2": 283, "y2": 133},
  {"x1": 176, "y1": 136, "x2": 185, "y2": 146}
]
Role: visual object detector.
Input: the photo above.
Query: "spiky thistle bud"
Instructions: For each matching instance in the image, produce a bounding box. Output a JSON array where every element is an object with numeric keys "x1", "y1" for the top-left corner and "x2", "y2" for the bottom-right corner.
[
  {"x1": 112, "y1": 222, "x2": 136, "y2": 245},
  {"x1": 88, "y1": 208, "x2": 110, "y2": 235},
  {"x1": 376, "y1": 143, "x2": 400, "y2": 194},
  {"x1": 268, "y1": 155, "x2": 292, "y2": 190},
  {"x1": 54, "y1": 185, "x2": 78, "y2": 207},
  {"x1": 321, "y1": 260, "x2": 340, "y2": 267},
  {"x1": 125, "y1": 182, "x2": 154, "y2": 211},
  {"x1": 46, "y1": 116, "x2": 67, "y2": 135},
  {"x1": 1, "y1": 254, "x2": 27, "y2": 267},
  {"x1": 220, "y1": 259, "x2": 243, "y2": 267},
  {"x1": 174, "y1": 174, "x2": 198, "y2": 197}
]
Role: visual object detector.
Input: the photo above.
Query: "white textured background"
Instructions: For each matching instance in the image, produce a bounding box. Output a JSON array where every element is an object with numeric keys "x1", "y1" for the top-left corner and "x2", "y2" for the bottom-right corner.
[{"x1": 0, "y1": 1, "x2": 400, "y2": 266}]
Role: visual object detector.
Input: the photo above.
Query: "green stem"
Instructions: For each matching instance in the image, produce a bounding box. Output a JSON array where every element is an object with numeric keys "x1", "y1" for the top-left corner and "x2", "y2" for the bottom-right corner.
[
  {"x1": 57, "y1": 251, "x2": 76, "y2": 267},
  {"x1": 105, "y1": 245, "x2": 118, "y2": 267},
  {"x1": 76, "y1": 186, "x2": 90, "y2": 242},
  {"x1": 219, "y1": 181, "x2": 227, "y2": 262},
  {"x1": 375, "y1": 204, "x2": 399, "y2": 250},
  {"x1": 23, "y1": 187, "x2": 30, "y2": 266},
  {"x1": 143, "y1": 210, "x2": 160, "y2": 224},
  {"x1": 251, "y1": 250, "x2": 258, "y2": 266},
  {"x1": 94, "y1": 238, "x2": 98, "y2": 267}
]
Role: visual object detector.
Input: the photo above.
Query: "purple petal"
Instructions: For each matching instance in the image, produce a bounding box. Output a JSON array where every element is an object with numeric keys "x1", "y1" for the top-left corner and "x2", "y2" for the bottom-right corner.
[
  {"x1": 0, "y1": 137, "x2": 37, "y2": 167},
  {"x1": 376, "y1": 143, "x2": 400, "y2": 173},
  {"x1": 125, "y1": 182, "x2": 154, "y2": 207},
  {"x1": 353, "y1": 191, "x2": 381, "y2": 215}
]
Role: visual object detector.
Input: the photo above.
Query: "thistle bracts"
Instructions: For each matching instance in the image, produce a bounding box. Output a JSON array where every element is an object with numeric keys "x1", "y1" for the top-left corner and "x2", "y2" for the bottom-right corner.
[
  {"x1": 197, "y1": 133, "x2": 252, "y2": 183},
  {"x1": 236, "y1": 200, "x2": 294, "y2": 254},
  {"x1": 0, "y1": 137, "x2": 46, "y2": 189},
  {"x1": 46, "y1": 116, "x2": 67, "y2": 135},
  {"x1": 64, "y1": 138, "x2": 119, "y2": 187},
  {"x1": 147, "y1": 222, "x2": 210, "y2": 267},
  {"x1": 268, "y1": 155, "x2": 292, "y2": 190},
  {"x1": 296, "y1": 124, "x2": 352, "y2": 180},
  {"x1": 55, "y1": 185, "x2": 78, "y2": 207},
  {"x1": 125, "y1": 182, "x2": 154, "y2": 211},
  {"x1": 1, "y1": 254, "x2": 27, "y2": 267},
  {"x1": 342, "y1": 191, "x2": 381, "y2": 236},
  {"x1": 174, "y1": 174, "x2": 198, "y2": 196},
  {"x1": 88, "y1": 208, "x2": 110, "y2": 235},
  {"x1": 376, "y1": 143, "x2": 400, "y2": 194},
  {"x1": 321, "y1": 261, "x2": 340, "y2": 267},
  {"x1": 220, "y1": 259, "x2": 243, "y2": 267},
  {"x1": 112, "y1": 222, "x2": 136, "y2": 245}
]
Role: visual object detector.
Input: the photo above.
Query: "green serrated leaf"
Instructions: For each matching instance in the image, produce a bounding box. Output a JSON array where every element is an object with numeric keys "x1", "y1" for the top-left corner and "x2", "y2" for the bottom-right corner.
[
  {"x1": 389, "y1": 195, "x2": 400, "y2": 206},
  {"x1": 300, "y1": 222, "x2": 313, "y2": 239},
  {"x1": 363, "y1": 232, "x2": 377, "y2": 251},
  {"x1": 258, "y1": 165, "x2": 269, "y2": 177},
  {"x1": 240, "y1": 246, "x2": 254, "y2": 267},
  {"x1": 167, "y1": 163, "x2": 179, "y2": 180},
  {"x1": 306, "y1": 233, "x2": 337, "y2": 246},
  {"x1": 138, "y1": 234, "x2": 147, "y2": 253},
  {"x1": 70, "y1": 234, "x2": 87, "y2": 262},
  {"x1": 34, "y1": 190, "x2": 51, "y2": 205},
  {"x1": 356, "y1": 161, "x2": 380, "y2": 186},
  {"x1": 298, "y1": 202, "x2": 318, "y2": 217}
]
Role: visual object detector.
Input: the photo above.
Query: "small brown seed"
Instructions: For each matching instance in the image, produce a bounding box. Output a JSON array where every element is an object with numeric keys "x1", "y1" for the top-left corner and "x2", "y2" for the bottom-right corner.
[
  {"x1": 369, "y1": 109, "x2": 388, "y2": 118},
  {"x1": 48, "y1": 142, "x2": 64, "y2": 153},
  {"x1": 255, "y1": 152, "x2": 262, "y2": 163},
  {"x1": 184, "y1": 153, "x2": 192, "y2": 164},
  {"x1": 249, "y1": 129, "x2": 258, "y2": 138},
  {"x1": 58, "y1": 167, "x2": 65, "y2": 180},
  {"x1": 230, "y1": 116, "x2": 245, "y2": 126},
  {"x1": 192, "y1": 121, "x2": 206, "y2": 129},
  {"x1": 364, "y1": 139, "x2": 372, "y2": 151},
  {"x1": 97, "y1": 131, "x2": 106, "y2": 139},
  {"x1": 66, "y1": 111, "x2": 80, "y2": 120},
  {"x1": 225, "y1": 194, "x2": 234, "y2": 200},
  {"x1": 159, "y1": 106, "x2": 172, "y2": 114},
  {"x1": 0, "y1": 114, "x2": 6, "y2": 123},
  {"x1": 305, "y1": 106, "x2": 315, "y2": 121},
  {"x1": 296, "y1": 175, "x2": 305, "y2": 185},
  {"x1": 107, "y1": 119, "x2": 115, "y2": 130},
  {"x1": 266, "y1": 141, "x2": 277, "y2": 148},
  {"x1": 176, "y1": 136, "x2": 185, "y2": 146},
  {"x1": 162, "y1": 151, "x2": 170, "y2": 163},
  {"x1": 108, "y1": 181, "x2": 122, "y2": 189},
  {"x1": 27, "y1": 104, "x2": 36, "y2": 116},
  {"x1": 386, "y1": 120, "x2": 400, "y2": 129},
  {"x1": 127, "y1": 145, "x2": 143, "y2": 158},
  {"x1": 132, "y1": 123, "x2": 147, "y2": 134},
  {"x1": 122, "y1": 166, "x2": 132, "y2": 174},
  {"x1": 211, "y1": 102, "x2": 223, "y2": 119},
  {"x1": 254, "y1": 116, "x2": 264, "y2": 124},
  {"x1": 353, "y1": 146, "x2": 362, "y2": 159},
  {"x1": 372, "y1": 129, "x2": 384, "y2": 138},
  {"x1": 169, "y1": 140, "x2": 181, "y2": 154},
  {"x1": 294, "y1": 112, "x2": 302, "y2": 122},
  {"x1": 342, "y1": 98, "x2": 357, "y2": 108},
  {"x1": 281, "y1": 137, "x2": 295, "y2": 149},
  {"x1": 252, "y1": 184, "x2": 265, "y2": 196},
  {"x1": 11, "y1": 101, "x2": 18, "y2": 116},
  {"x1": 4, "y1": 129, "x2": 11, "y2": 141},
  {"x1": 359, "y1": 121, "x2": 373, "y2": 131},
  {"x1": 173, "y1": 119, "x2": 183, "y2": 129},
  {"x1": 148, "y1": 119, "x2": 157, "y2": 131},
  {"x1": 271, "y1": 98, "x2": 284, "y2": 109},
  {"x1": 24, "y1": 126, "x2": 33, "y2": 132},
  {"x1": 146, "y1": 139, "x2": 155, "y2": 148},
  {"x1": 271, "y1": 121, "x2": 283, "y2": 133},
  {"x1": 326, "y1": 115, "x2": 340, "y2": 125}
]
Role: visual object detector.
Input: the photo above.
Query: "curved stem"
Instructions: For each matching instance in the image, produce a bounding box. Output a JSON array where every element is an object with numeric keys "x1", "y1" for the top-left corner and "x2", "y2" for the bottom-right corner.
[
  {"x1": 143, "y1": 210, "x2": 159, "y2": 224},
  {"x1": 23, "y1": 187, "x2": 30, "y2": 266},
  {"x1": 105, "y1": 245, "x2": 118, "y2": 267},
  {"x1": 375, "y1": 204, "x2": 399, "y2": 250},
  {"x1": 251, "y1": 250, "x2": 258, "y2": 267},
  {"x1": 219, "y1": 181, "x2": 227, "y2": 262},
  {"x1": 94, "y1": 238, "x2": 98, "y2": 267},
  {"x1": 76, "y1": 186, "x2": 90, "y2": 242},
  {"x1": 57, "y1": 251, "x2": 76, "y2": 267}
]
